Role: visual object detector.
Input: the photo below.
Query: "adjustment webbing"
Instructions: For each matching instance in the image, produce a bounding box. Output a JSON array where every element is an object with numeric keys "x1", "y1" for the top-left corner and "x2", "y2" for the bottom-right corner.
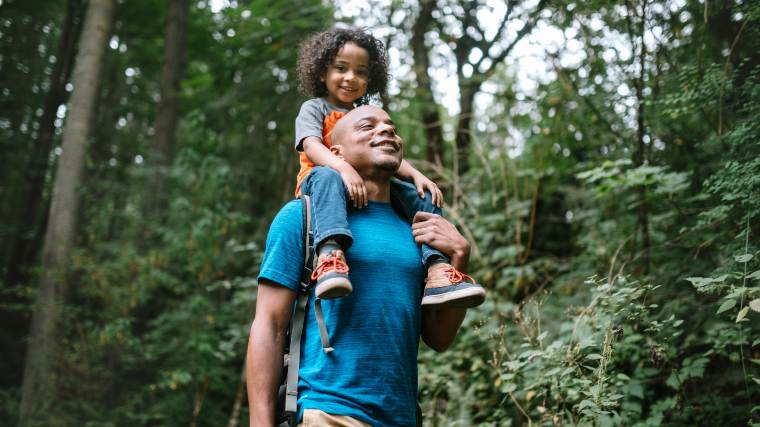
[{"x1": 314, "y1": 298, "x2": 334, "y2": 352}]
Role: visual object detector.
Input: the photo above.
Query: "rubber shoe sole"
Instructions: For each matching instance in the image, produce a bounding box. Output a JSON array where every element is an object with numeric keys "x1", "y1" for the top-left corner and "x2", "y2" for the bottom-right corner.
[
  {"x1": 421, "y1": 284, "x2": 486, "y2": 308},
  {"x1": 315, "y1": 276, "x2": 353, "y2": 299}
]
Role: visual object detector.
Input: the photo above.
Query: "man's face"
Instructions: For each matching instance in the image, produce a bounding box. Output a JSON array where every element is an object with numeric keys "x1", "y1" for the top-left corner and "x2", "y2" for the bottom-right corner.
[{"x1": 336, "y1": 106, "x2": 403, "y2": 177}]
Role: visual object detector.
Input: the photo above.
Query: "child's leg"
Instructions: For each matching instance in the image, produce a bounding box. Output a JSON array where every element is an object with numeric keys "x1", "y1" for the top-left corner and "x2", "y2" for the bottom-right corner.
[
  {"x1": 388, "y1": 178, "x2": 448, "y2": 265},
  {"x1": 301, "y1": 167, "x2": 353, "y2": 299},
  {"x1": 390, "y1": 178, "x2": 485, "y2": 309}
]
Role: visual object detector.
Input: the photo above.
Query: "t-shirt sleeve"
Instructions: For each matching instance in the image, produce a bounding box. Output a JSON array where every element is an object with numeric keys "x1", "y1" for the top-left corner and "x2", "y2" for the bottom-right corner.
[
  {"x1": 294, "y1": 99, "x2": 326, "y2": 151},
  {"x1": 257, "y1": 200, "x2": 304, "y2": 292}
]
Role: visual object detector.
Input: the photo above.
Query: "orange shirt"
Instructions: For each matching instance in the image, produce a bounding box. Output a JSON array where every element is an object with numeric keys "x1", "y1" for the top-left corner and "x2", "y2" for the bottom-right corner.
[{"x1": 295, "y1": 110, "x2": 347, "y2": 196}]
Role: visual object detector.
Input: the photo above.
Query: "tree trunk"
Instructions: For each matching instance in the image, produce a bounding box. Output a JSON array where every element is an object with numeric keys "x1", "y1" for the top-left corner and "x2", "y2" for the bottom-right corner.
[
  {"x1": 4, "y1": 0, "x2": 82, "y2": 288},
  {"x1": 145, "y1": 0, "x2": 190, "y2": 218},
  {"x1": 410, "y1": 0, "x2": 444, "y2": 167},
  {"x1": 630, "y1": 0, "x2": 651, "y2": 272},
  {"x1": 18, "y1": 0, "x2": 116, "y2": 423},
  {"x1": 455, "y1": 83, "x2": 477, "y2": 175}
]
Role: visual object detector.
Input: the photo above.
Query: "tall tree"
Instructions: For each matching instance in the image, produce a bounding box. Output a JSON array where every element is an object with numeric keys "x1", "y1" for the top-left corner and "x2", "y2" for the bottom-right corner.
[
  {"x1": 4, "y1": 0, "x2": 82, "y2": 288},
  {"x1": 434, "y1": 0, "x2": 548, "y2": 173},
  {"x1": 145, "y1": 0, "x2": 190, "y2": 219},
  {"x1": 18, "y1": 0, "x2": 116, "y2": 423},
  {"x1": 410, "y1": 0, "x2": 445, "y2": 166}
]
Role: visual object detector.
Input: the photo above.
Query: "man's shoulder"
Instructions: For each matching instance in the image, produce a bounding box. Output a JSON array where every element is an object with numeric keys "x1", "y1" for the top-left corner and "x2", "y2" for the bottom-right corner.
[
  {"x1": 272, "y1": 199, "x2": 304, "y2": 228},
  {"x1": 259, "y1": 199, "x2": 305, "y2": 292}
]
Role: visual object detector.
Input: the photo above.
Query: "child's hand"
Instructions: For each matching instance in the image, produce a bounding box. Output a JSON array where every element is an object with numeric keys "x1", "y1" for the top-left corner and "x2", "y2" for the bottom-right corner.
[
  {"x1": 412, "y1": 173, "x2": 443, "y2": 207},
  {"x1": 337, "y1": 163, "x2": 367, "y2": 208}
]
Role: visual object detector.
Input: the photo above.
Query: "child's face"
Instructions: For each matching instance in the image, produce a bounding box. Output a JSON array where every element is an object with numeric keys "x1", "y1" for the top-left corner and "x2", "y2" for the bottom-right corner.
[{"x1": 322, "y1": 42, "x2": 369, "y2": 109}]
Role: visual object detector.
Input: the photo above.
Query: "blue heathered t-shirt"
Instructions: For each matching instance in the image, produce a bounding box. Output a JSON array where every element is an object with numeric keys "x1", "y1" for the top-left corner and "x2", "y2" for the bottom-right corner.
[{"x1": 258, "y1": 199, "x2": 425, "y2": 426}]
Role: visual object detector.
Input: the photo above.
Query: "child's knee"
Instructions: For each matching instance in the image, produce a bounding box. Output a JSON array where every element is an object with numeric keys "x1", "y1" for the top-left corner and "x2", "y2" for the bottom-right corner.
[
  {"x1": 310, "y1": 166, "x2": 341, "y2": 182},
  {"x1": 306, "y1": 166, "x2": 342, "y2": 189}
]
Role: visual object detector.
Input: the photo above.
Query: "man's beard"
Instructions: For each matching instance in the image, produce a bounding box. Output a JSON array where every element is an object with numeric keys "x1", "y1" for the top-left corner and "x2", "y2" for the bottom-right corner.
[{"x1": 375, "y1": 158, "x2": 401, "y2": 174}]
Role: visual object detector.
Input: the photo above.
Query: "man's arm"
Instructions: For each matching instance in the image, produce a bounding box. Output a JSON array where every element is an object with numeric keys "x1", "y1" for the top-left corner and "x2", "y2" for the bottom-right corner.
[
  {"x1": 246, "y1": 281, "x2": 297, "y2": 427},
  {"x1": 412, "y1": 212, "x2": 470, "y2": 352}
]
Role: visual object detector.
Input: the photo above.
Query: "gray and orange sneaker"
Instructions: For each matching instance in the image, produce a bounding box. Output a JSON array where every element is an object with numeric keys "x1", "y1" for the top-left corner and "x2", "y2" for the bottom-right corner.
[
  {"x1": 421, "y1": 263, "x2": 485, "y2": 308},
  {"x1": 312, "y1": 249, "x2": 353, "y2": 299}
]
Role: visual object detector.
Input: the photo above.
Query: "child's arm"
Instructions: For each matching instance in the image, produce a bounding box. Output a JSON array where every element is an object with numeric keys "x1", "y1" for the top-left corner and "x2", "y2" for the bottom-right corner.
[
  {"x1": 396, "y1": 159, "x2": 443, "y2": 207},
  {"x1": 303, "y1": 136, "x2": 367, "y2": 207}
]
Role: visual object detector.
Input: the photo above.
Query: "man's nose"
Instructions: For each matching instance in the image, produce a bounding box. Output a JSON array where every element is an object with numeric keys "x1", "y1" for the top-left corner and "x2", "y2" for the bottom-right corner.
[{"x1": 376, "y1": 122, "x2": 395, "y2": 136}]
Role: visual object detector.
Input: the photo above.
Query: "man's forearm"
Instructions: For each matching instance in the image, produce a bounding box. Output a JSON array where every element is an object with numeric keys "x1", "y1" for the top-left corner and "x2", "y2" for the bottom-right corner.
[
  {"x1": 246, "y1": 319, "x2": 286, "y2": 427},
  {"x1": 417, "y1": 213, "x2": 471, "y2": 351},
  {"x1": 423, "y1": 239, "x2": 467, "y2": 350}
]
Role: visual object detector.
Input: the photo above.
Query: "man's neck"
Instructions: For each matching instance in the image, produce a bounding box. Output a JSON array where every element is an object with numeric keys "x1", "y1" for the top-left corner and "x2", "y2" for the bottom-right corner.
[{"x1": 364, "y1": 180, "x2": 391, "y2": 203}]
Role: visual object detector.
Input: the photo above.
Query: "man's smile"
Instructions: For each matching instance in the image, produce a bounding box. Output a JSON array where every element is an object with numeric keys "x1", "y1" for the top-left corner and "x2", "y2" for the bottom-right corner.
[{"x1": 370, "y1": 138, "x2": 400, "y2": 152}]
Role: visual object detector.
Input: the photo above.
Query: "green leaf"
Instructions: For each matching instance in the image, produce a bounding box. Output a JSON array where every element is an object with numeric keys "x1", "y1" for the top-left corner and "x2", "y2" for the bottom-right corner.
[
  {"x1": 736, "y1": 306, "x2": 750, "y2": 322},
  {"x1": 586, "y1": 353, "x2": 603, "y2": 360},
  {"x1": 748, "y1": 270, "x2": 760, "y2": 280},
  {"x1": 501, "y1": 382, "x2": 517, "y2": 393},
  {"x1": 685, "y1": 276, "x2": 712, "y2": 287},
  {"x1": 734, "y1": 254, "x2": 753, "y2": 263},
  {"x1": 716, "y1": 299, "x2": 736, "y2": 314},
  {"x1": 749, "y1": 299, "x2": 760, "y2": 312}
]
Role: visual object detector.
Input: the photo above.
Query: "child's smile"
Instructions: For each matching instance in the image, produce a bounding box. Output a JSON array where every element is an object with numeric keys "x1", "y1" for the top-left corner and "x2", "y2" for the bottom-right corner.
[{"x1": 322, "y1": 42, "x2": 370, "y2": 109}]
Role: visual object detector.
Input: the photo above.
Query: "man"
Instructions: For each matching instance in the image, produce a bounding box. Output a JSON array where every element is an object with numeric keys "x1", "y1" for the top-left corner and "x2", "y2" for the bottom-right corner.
[{"x1": 246, "y1": 105, "x2": 476, "y2": 426}]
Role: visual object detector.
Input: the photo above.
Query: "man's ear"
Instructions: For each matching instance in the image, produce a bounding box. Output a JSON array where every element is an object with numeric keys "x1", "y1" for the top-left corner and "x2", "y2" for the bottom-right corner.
[{"x1": 330, "y1": 144, "x2": 344, "y2": 160}]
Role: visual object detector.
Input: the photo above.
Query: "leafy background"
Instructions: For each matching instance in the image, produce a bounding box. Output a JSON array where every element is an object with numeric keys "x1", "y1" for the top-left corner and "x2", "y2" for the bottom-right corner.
[{"x1": 0, "y1": 0, "x2": 758, "y2": 425}]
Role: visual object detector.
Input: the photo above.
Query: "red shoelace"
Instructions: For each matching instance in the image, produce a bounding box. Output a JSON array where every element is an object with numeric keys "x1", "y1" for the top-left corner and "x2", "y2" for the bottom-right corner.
[
  {"x1": 445, "y1": 267, "x2": 475, "y2": 285},
  {"x1": 311, "y1": 252, "x2": 350, "y2": 281}
]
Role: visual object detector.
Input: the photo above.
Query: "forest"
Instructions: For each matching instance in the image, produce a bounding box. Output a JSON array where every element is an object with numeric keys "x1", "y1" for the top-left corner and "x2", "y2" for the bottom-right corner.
[{"x1": 1, "y1": 0, "x2": 758, "y2": 425}]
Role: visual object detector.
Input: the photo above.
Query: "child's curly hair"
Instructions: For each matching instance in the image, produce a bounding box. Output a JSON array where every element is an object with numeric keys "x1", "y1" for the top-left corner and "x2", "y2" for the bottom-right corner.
[{"x1": 296, "y1": 27, "x2": 389, "y2": 106}]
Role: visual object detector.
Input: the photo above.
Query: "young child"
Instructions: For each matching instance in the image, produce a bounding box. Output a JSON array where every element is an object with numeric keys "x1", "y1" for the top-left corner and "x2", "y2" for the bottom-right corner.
[{"x1": 294, "y1": 27, "x2": 485, "y2": 308}]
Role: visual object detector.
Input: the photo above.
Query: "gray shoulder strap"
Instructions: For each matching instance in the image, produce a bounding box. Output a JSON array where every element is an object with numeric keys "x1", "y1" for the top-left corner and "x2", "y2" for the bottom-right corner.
[{"x1": 284, "y1": 291, "x2": 308, "y2": 414}]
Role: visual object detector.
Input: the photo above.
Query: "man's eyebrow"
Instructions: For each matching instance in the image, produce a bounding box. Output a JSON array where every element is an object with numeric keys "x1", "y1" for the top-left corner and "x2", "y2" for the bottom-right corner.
[
  {"x1": 354, "y1": 115, "x2": 375, "y2": 125},
  {"x1": 353, "y1": 115, "x2": 396, "y2": 127}
]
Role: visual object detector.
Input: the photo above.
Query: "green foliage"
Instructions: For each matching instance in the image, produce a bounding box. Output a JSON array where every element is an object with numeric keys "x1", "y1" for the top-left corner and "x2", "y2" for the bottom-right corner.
[
  {"x1": 3, "y1": 0, "x2": 760, "y2": 425},
  {"x1": 414, "y1": 0, "x2": 759, "y2": 425}
]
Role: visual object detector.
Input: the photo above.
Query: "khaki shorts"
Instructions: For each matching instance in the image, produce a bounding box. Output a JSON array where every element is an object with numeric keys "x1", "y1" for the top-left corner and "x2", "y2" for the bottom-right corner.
[{"x1": 299, "y1": 409, "x2": 371, "y2": 427}]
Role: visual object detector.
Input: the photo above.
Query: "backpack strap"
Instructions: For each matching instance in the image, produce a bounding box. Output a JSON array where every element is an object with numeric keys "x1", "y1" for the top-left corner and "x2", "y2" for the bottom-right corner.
[
  {"x1": 284, "y1": 195, "x2": 336, "y2": 424},
  {"x1": 314, "y1": 299, "x2": 333, "y2": 352},
  {"x1": 298, "y1": 194, "x2": 334, "y2": 353},
  {"x1": 284, "y1": 195, "x2": 315, "y2": 420}
]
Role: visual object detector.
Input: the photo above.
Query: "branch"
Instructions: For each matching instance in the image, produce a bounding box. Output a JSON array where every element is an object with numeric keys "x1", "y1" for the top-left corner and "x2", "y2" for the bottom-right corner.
[
  {"x1": 482, "y1": 0, "x2": 550, "y2": 80},
  {"x1": 473, "y1": 2, "x2": 512, "y2": 72},
  {"x1": 551, "y1": 57, "x2": 627, "y2": 144}
]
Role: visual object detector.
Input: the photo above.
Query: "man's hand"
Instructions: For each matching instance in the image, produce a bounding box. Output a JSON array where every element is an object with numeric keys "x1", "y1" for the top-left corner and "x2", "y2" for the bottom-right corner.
[
  {"x1": 336, "y1": 162, "x2": 368, "y2": 208},
  {"x1": 411, "y1": 172, "x2": 443, "y2": 207},
  {"x1": 411, "y1": 212, "x2": 470, "y2": 270}
]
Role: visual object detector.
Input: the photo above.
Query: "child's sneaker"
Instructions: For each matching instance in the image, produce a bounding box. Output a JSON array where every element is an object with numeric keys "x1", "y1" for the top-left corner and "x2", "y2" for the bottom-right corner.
[
  {"x1": 421, "y1": 263, "x2": 485, "y2": 308},
  {"x1": 312, "y1": 249, "x2": 353, "y2": 299}
]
